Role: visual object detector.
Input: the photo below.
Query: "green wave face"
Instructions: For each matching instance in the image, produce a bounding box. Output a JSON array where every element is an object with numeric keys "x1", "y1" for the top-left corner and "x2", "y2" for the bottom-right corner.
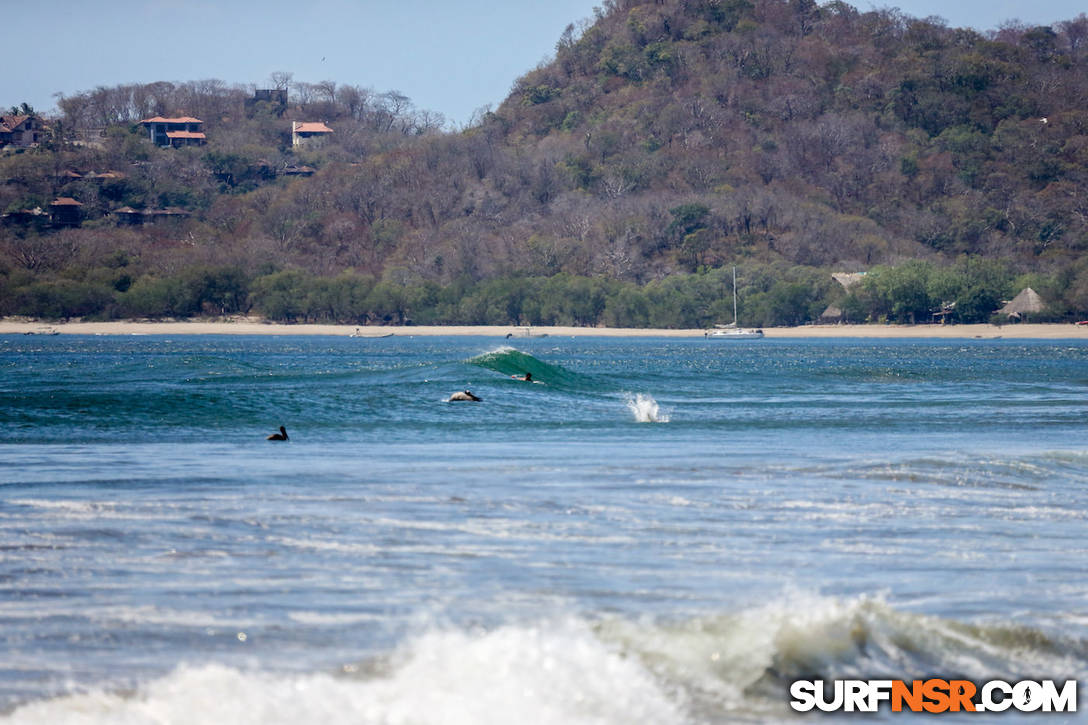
[{"x1": 466, "y1": 346, "x2": 590, "y2": 390}]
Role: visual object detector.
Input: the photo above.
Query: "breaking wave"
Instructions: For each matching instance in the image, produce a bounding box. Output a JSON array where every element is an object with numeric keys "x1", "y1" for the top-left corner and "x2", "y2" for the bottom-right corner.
[
  {"x1": 8, "y1": 593, "x2": 1085, "y2": 724},
  {"x1": 466, "y1": 346, "x2": 585, "y2": 389},
  {"x1": 467, "y1": 348, "x2": 673, "y2": 425}
]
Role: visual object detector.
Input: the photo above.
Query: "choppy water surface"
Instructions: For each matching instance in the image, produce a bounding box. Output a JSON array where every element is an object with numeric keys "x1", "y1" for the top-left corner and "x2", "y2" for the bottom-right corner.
[{"x1": 1, "y1": 335, "x2": 1086, "y2": 723}]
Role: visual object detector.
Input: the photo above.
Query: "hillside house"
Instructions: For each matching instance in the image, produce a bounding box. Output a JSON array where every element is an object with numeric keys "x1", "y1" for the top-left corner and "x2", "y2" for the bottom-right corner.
[
  {"x1": 1, "y1": 206, "x2": 47, "y2": 229},
  {"x1": 832, "y1": 272, "x2": 865, "y2": 290},
  {"x1": 86, "y1": 171, "x2": 125, "y2": 181},
  {"x1": 50, "y1": 198, "x2": 82, "y2": 227},
  {"x1": 292, "y1": 121, "x2": 333, "y2": 147},
  {"x1": 0, "y1": 114, "x2": 43, "y2": 148},
  {"x1": 112, "y1": 206, "x2": 191, "y2": 226},
  {"x1": 140, "y1": 116, "x2": 206, "y2": 147},
  {"x1": 281, "y1": 164, "x2": 316, "y2": 177}
]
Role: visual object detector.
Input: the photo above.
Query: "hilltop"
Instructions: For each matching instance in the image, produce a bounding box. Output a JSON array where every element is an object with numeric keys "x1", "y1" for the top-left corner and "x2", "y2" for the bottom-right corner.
[{"x1": 2, "y1": 0, "x2": 1087, "y2": 326}]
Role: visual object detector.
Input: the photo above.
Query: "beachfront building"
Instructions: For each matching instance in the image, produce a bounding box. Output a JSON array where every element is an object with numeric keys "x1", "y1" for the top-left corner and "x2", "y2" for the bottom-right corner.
[
  {"x1": 819, "y1": 304, "x2": 844, "y2": 323},
  {"x1": 140, "y1": 117, "x2": 206, "y2": 147},
  {"x1": 998, "y1": 288, "x2": 1046, "y2": 322},
  {"x1": 292, "y1": 121, "x2": 333, "y2": 147},
  {"x1": 819, "y1": 271, "x2": 867, "y2": 323}
]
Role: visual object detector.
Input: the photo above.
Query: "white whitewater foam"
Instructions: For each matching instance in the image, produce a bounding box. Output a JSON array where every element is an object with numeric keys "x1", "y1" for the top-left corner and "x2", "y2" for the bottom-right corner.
[
  {"x1": 608, "y1": 589, "x2": 1088, "y2": 712},
  {"x1": 8, "y1": 619, "x2": 685, "y2": 725},
  {"x1": 10, "y1": 593, "x2": 1084, "y2": 724},
  {"x1": 467, "y1": 345, "x2": 517, "y2": 363},
  {"x1": 625, "y1": 393, "x2": 669, "y2": 423}
]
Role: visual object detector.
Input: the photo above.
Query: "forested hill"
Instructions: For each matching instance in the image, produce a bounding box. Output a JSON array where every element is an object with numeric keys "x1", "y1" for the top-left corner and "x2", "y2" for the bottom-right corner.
[{"x1": 3, "y1": 0, "x2": 1088, "y2": 326}]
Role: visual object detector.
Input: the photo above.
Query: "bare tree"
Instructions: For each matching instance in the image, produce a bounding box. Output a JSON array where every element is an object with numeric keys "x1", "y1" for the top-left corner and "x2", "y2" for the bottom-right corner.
[
  {"x1": 336, "y1": 85, "x2": 369, "y2": 119},
  {"x1": 1058, "y1": 14, "x2": 1088, "y2": 61},
  {"x1": 315, "y1": 80, "x2": 337, "y2": 102},
  {"x1": 269, "y1": 71, "x2": 293, "y2": 91}
]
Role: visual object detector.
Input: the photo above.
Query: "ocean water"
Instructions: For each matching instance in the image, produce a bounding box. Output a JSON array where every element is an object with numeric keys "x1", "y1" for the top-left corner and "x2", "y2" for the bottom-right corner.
[{"x1": 1, "y1": 334, "x2": 1086, "y2": 723}]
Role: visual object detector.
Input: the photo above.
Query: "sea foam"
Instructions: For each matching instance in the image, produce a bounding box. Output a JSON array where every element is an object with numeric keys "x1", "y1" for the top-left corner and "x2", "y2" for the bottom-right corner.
[
  {"x1": 8, "y1": 594, "x2": 1085, "y2": 724},
  {"x1": 7, "y1": 620, "x2": 684, "y2": 725},
  {"x1": 626, "y1": 393, "x2": 669, "y2": 423}
]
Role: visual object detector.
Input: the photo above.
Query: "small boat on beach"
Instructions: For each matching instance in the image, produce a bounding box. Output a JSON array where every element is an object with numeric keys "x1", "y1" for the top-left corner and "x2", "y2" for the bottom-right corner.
[
  {"x1": 350, "y1": 328, "x2": 394, "y2": 338},
  {"x1": 505, "y1": 327, "x2": 548, "y2": 339}
]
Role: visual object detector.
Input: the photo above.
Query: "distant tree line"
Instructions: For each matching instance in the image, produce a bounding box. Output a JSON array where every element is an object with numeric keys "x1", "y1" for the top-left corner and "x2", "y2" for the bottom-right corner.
[{"x1": 1, "y1": 258, "x2": 1079, "y2": 326}]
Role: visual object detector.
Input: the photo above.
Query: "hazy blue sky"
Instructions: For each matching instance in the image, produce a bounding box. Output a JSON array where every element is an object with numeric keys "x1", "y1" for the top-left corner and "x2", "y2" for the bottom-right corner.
[{"x1": 4, "y1": 1, "x2": 1084, "y2": 126}]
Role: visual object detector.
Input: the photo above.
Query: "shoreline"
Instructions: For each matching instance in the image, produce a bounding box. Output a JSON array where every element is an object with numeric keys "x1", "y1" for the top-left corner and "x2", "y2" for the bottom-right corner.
[{"x1": 1, "y1": 318, "x2": 1086, "y2": 339}]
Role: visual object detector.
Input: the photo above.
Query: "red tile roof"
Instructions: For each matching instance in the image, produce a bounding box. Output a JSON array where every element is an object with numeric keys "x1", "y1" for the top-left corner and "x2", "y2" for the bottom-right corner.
[
  {"x1": 293, "y1": 122, "x2": 333, "y2": 134},
  {"x1": 51, "y1": 197, "x2": 82, "y2": 206},
  {"x1": 0, "y1": 115, "x2": 29, "y2": 131},
  {"x1": 140, "y1": 116, "x2": 203, "y2": 124}
]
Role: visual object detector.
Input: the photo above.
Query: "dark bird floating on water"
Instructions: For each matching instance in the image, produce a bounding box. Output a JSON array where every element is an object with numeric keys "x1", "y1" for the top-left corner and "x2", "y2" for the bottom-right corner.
[{"x1": 267, "y1": 426, "x2": 288, "y2": 441}]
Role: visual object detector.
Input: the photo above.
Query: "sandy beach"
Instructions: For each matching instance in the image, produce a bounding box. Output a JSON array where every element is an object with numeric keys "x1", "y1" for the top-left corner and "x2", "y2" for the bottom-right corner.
[{"x1": 2, "y1": 318, "x2": 1085, "y2": 339}]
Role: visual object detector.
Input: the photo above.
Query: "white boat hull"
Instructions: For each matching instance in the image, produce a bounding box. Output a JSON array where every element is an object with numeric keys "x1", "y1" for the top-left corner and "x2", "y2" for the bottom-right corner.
[{"x1": 708, "y1": 328, "x2": 764, "y2": 339}]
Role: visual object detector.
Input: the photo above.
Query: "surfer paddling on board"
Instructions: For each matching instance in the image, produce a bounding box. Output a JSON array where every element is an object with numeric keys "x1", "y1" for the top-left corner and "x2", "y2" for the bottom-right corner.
[{"x1": 511, "y1": 372, "x2": 532, "y2": 382}]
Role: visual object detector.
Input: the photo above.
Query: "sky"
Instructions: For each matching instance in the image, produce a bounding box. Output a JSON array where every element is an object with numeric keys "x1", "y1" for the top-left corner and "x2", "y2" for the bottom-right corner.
[{"x1": 3, "y1": 1, "x2": 1085, "y2": 126}]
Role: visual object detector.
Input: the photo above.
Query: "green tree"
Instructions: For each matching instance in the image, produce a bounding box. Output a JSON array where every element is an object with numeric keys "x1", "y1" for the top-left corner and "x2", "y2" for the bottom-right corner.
[{"x1": 248, "y1": 270, "x2": 313, "y2": 322}]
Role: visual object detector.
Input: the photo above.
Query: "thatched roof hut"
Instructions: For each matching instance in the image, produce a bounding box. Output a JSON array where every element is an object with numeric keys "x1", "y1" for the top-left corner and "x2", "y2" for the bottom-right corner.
[
  {"x1": 819, "y1": 304, "x2": 844, "y2": 323},
  {"x1": 998, "y1": 288, "x2": 1045, "y2": 321},
  {"x1": 832, "y1": 273, "x2": 865, "y2": 290}
]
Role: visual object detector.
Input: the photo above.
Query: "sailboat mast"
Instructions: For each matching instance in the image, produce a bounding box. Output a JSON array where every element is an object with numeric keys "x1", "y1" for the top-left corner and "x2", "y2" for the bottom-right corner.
[{"x1": 732, "y1": 266, "x2": 738, "y2": 326}]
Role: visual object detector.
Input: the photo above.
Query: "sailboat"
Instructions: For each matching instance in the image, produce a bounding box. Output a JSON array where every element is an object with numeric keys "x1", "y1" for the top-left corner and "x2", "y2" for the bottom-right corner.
[{"x1": 708, "y1": 267, "x2": 764, "y2": 339}]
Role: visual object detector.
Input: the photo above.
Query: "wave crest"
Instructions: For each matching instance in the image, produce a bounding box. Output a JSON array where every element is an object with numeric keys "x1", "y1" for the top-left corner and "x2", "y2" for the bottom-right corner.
[
  {"x1": 10, "y1": 594, "x2": 1086, "y2": 723},
  {"x1": 601, "y1": 591, "x2": 1087, "y2": 718},
  {"x1": 466, "y1": 347, "x2": 581, "y2": 388}
]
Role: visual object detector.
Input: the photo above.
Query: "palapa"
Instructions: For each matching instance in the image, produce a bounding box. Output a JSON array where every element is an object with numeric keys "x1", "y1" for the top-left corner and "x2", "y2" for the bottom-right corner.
[
  {"x1": 819, "y1": 304, "x2": 844, "y2": 323},
  {"x1": 998, "y1": 288, "x2": 1045, "y2": 320}
]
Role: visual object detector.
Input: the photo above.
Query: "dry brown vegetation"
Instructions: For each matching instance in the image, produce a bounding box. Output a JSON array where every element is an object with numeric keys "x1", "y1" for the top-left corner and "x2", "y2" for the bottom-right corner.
[{"x1": 2, "y1": 0, "x2": 1088, "y2": 325}]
